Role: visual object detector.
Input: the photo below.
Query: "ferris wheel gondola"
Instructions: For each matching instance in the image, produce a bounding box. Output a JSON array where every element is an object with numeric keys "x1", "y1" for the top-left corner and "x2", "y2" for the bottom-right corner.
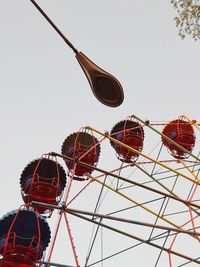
[
  {"x1": 110, "y1": 118, "x2": 144, "y2": 163},
  {"x1": 0, "y1": 208, "x2": 51, "y2": 267},
  {"x1": 61, "y1": 131, "x2": 101, "y2": 181},
  {"x1": 20, "y1": 157, "x2": 67, "y2": 216},
  {"x1": 161, "y1": 118, "x2": 196, "y2": 159}
]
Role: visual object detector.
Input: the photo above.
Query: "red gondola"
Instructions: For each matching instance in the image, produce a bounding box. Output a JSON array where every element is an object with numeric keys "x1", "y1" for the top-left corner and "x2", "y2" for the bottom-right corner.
[
  {"x1": 110, "y1": 119, "x2": 144, "y2": 163},
  {"x1": 61, "y1": 131, "x2": 101, "y2": 181},
  {"x1": 162, "y1": 118, "x2": 196, "y2": 159},
  {"x1": 20, "y1": 157, "x2": 67, "y2": 216},
  {"x1": 0, "y1": 208, "x2": 51, "y2": 267}
]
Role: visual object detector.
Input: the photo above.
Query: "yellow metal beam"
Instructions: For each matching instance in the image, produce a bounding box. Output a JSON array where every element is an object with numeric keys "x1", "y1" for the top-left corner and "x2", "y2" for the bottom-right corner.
[
  {"x1": 183, "y1": 114, "x2": 200, "y2": 132},
  {"x1": 131, "y1": 114, "x2": 200, "y2": 162},
  {"x1": 87, "y1": 126, "x2": 199, "y2": 185},
  {"x1": 179, "y1": 159, "x2": 199, "y2": 181},
  {"x1": 91, "y1": 175, "x2": 188, "y2": 233}
]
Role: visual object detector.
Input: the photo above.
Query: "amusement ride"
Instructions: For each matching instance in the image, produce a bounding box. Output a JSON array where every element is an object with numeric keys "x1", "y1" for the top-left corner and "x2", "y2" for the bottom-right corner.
[{"x1": 1, "y1": 1, "x2": 200, "y2": 267}]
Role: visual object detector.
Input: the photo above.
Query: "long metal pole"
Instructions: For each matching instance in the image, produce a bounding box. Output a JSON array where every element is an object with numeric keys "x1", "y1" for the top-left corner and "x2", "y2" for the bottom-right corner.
[
  {"x1": 135, "y1": 163, "x2": 179, "y2": 197},
  {"x1": 89, "y1": 175, "x2": 184, "y2": 230},
  {"x1": 50, "y1": 151, "x2": 200, "y2": 210},
  {"x1": 31, "y1": 201, "x2": 200, "y2": 236},
  {"x1": 47, "y1": 164, "x2": 78, "y2": 265},
  {"x1": 37, "y1": 261, "x2": 75, "y2": 267},
  {"x1": 30, "y1": 0, "x2": 78, "y2": 54},
  {"x1": 35, "y1": 203, "x2": 200, "y2": 265},
  {"x1": 135, "y1": 163, "x2": 200, "y2": 217},
  {"x1": 64, "y1": 209, "x2": 200, "y2": 265},
  {"x1": 51, "y1": 152, "x2": 200, "y2": 233}
]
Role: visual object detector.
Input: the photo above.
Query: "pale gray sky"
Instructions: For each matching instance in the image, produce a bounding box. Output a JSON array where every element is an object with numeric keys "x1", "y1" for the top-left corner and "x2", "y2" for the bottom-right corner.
[{"x1": 0, "y1": 1, "x2": 200, "y2": 266}]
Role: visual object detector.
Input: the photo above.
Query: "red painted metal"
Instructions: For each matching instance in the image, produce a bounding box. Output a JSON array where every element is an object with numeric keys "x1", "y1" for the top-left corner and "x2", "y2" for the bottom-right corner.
[
  {"x1": 20, "y1": 156, "x2": 67, "y2": 216},
  {"x1": 110, "y1": 119, "x2": 144, "y2": 163},
  {"x1": 162, "y1": 119, "x2": 196, "y2": 159},
  {"x1": 47, "y1": 164, "x2": 78, "y2": 265},
  {"x1": 0, "y1": 208, "x2": 50, "y2": 267},
  {"x1": 64, "y1": 213, "x2": 80, "y2": 267},
  {"x1": 61, "y1": 131, "x2": 101, "y2": 181}
]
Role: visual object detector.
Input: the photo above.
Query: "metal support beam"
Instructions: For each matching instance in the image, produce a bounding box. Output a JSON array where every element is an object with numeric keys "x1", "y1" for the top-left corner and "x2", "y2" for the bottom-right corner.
[
  {"x1": 31, "y1": 201, "x2": 200, "y2": 236},
  {"x1": 50, "y1": 151, "x2": 200, "y2": 210},
  {"x1": 37, "y1": 260, "x2": 75, "y2": 267},
  {"x1": 131, "y1": 114, "x2": 200, "y2": 162},
  {"x1": 85, "y1": 127, "x2": 199, "y2": 184},
  {"x1": 59, "y1": 207, "x2": 200, "y2": 265}
]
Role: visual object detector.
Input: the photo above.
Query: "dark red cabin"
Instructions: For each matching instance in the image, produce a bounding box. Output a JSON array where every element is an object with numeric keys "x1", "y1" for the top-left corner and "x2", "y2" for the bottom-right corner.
[
  {"x1": 0, "y1": 209, "x2": 51, "y2": 267},
  {"x1": 20, "y1": 157, "x2": 67, "y2": 215},
  {"x1": 162, "y1": 119, "x2": 196, "y2": 159},
  {"x1": 110, "y1": 120, "x2": 144, "y2": 163},
  {"x1": 61, "y1": 131, "x2": 101, "y2": 181}
]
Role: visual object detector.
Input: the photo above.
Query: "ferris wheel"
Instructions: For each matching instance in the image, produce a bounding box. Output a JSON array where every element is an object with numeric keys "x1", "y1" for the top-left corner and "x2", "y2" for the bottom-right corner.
[
  {"x1": 1, "y1": 1, "x2": 200, "y2": 267},
  {"x1": 1, "y1": 113, "x2": 200, "y2": 267}
]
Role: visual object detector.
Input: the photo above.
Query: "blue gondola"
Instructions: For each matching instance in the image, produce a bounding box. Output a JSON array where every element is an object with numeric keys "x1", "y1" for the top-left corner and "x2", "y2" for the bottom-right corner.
[
  {"x1": 0, "y1": 209, "x2": 51, "y2": 267},
  {"x1": 20, "y1": 158, "x2": 67, "y2": 215}
]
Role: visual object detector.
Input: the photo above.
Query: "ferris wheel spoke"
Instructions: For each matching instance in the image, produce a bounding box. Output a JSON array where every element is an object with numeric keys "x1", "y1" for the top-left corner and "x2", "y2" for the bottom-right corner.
[
  {"x1": 149, "y1": 143, "x2": 164, "y2": 176},
  {"x1": 152, "y1": 162, "x2": 200, "y2": 178},
  {"x1": 46, "y1": 212, "x2": 63, "y2": 263},
  {"x1": 135, "y1": 163, "x2": 180, "y2": 197},
  {"x1": 107, "y1": 197, "x2": 165, "y2": 216},
  {"x1": 48, "y1": 118, "x2": 200, "y2": 267},
  {"x1": 147, "y1": 225, "x2": 200, "y2": 245},
  {"x1": 164, "y1": 208, "x2": 200, "y2": 218},
  {"x1": 90, "y1": 176, "x2": 199, "y2": 234},
  {"x1": 152, "y1": 176, "x2": 179, "y2": 267},
  {"x1": 86, "y1": 241, "x2": 144, "y2": 267},
  {"x1": 65, "y1": 208, "x2": 200, "y2": 235},
  {"x1": 93, "y1": 175, "x2": 108, "y2": 216},
  {"x1": 31, "y1": 200, "x2": 200, "y2": 237},
  {"x1": 63, "y1": 213, "x2": 80, "y2": 267},
  {"x1": 86, "y1": 230, "x2": 177, "y2": 267},
  {"x1": 148, "y1": 197, "x2": 168, "y2": 240},
  {"x1": 37, "y1": 260, "x2": 75, "y2": 267},
  {"x1": 66, "y1": 179, "x2": 94, "y2": 208},
  {"x1": 177, "y1": 256, "x2": 200, "y2": 267},
  {"x1": 106, "y1": 169, "x2": 200, "y2": 212},
  {"x1": 51, "y1": 151, "x2": 200, "y2": 210},
  {"x1": 66, "y1": 210, "x2": 200, "y2": 265},
  {"x1": 153, "y1": 231, "x2": 171, "y2": 267},
  {"x1": 84, "y1": 219, "x2": 104, "y2": 267},
  {"x1": 86, "y1": 230, "x2": 175, "y2": 267},
  {"x1": 161, "y1": 175, "x2": 179, "y2": 217},
  {"x1": 85, "y1": 175, "x2": 109, "y2": 267},
  {"x1": 185, "y1": 164, "x2": 200, "y2": 202}
]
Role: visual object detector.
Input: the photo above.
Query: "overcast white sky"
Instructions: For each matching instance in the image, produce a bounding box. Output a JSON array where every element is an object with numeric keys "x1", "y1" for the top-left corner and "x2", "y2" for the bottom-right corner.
[{"x1": 0, "y1": 1, "x2": 200, "y2": 266}]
